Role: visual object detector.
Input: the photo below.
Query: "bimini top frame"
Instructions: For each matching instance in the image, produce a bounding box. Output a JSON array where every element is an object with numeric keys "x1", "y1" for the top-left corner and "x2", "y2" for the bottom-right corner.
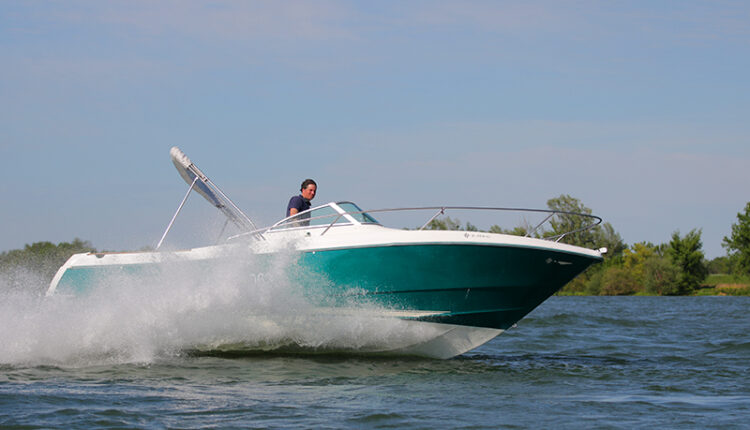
[{"x1": 156, "y1": 147, "x2": 263, "y2": 249}]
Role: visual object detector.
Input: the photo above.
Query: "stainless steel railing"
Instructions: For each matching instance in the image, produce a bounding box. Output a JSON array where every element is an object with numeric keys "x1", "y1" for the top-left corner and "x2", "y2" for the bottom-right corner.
[{"x1": 226, "y1": 203, "x2": 602, "y2": 243}]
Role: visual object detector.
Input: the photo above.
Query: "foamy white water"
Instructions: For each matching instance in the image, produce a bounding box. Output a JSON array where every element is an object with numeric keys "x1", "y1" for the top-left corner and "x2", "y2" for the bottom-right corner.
[{"x1": 0, "y1": 247, "x2": 446, "y2": 366}]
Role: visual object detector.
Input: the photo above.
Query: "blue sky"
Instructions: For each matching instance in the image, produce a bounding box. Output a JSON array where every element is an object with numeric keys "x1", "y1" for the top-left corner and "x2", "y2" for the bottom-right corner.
[{"x1": 1, "y1": 1, "x2": 748, "y2": 258}]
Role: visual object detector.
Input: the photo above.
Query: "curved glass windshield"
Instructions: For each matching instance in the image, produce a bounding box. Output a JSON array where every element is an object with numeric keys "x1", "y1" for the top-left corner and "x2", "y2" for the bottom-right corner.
[
  {"x1": 271, "y1": 202, "x2": 379, "y2": 231},
  {"x1": 274, "y1": 205, "x2": 349, "y2": 230},
  {"x1": 337, "y1": 202, "x2": 379, "y2": 224}
]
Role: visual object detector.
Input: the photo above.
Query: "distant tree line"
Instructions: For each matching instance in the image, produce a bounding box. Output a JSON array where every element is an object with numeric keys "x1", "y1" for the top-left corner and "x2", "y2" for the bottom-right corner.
[
  {"x1": 0, "y1": 239, "x2": 96, "y2": 289},
  {"x1": 426, "y1": 195, "x2": 750, "y2": 295}
]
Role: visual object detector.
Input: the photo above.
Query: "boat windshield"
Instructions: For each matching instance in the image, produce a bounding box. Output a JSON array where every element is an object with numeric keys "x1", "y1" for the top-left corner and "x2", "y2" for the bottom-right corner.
[
  {"x1": 336, "y1": 202, "x2": 379, "y2": 224},
  {"x1": 271, "y1": 202, "x2": 379, "y2": 231},
  {"x1": 278, "y1": 205, "x2": 342, "y2": 229}
]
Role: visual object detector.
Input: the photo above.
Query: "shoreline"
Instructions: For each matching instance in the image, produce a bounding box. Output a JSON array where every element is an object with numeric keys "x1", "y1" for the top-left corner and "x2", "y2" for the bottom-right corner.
[{"x1": 557, "y1": 283, "x2": 750, "y2": 297}]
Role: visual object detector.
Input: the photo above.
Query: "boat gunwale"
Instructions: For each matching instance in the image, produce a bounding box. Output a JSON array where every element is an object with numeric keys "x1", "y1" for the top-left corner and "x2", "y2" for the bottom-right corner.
[{"x1": 52, "y1": 234, "x2": 604, "y2": 269}]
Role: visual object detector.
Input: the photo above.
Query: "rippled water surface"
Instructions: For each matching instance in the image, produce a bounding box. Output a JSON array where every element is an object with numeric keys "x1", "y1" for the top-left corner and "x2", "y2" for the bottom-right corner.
[{"x1": 2, "y1": 295, "x2": 748, "y2": 428}]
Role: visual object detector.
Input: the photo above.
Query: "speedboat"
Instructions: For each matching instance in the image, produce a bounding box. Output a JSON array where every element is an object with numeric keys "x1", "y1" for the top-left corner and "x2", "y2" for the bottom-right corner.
[{"x1": 46, "y1": 147, "x2": 605, "y2": 358}]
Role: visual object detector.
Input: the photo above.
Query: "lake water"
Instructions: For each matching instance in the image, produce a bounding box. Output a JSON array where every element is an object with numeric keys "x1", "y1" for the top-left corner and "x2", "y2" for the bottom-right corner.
[{"x1": 1, "y1": 294, "x2": 748, "y2": 429}]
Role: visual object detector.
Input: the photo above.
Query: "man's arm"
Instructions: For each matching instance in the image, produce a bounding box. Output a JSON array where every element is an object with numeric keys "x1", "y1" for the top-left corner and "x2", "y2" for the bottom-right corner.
[{"x1": 289, "y1": 208, "x2": 299, "y2": 216}]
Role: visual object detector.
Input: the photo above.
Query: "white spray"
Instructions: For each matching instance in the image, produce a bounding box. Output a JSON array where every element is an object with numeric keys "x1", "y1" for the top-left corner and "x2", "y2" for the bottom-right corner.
[{"x1": 0, "y1": 245, "x2": 445, "y2": 366}]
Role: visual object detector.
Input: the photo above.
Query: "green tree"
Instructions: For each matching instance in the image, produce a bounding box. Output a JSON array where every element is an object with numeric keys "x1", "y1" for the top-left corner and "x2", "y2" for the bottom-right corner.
[
  {"x1": 723, "y1": 202, "x2": 750, "y2": 275},
  {"x1": 622, "y1": 242, "x2": 658, "y2": 286},
  {"x1": 546, "y1": 195, "x2": 626, "y2": 295},
  {"x1": 667, "y1": 229, "x2": 708, "y2": 295},
  {"x1": 599, "y1": 266, "x2": 639, "y2": 295},
  {"x1": 546, "y1": 194, "x2": 625, "y2": 255},
  {"x1": 706, "y1": 255, "x2": 733, "y2": 274},
  {"x1": 592, "y1": 222, "x2": 627, "y2": 257},
  {"x1": 643, "y1": 255, "x2": 680, "y2": 295},
  {"x1": 583, "y1": 266, "x2": 605, "y2": 295},
  {"x1": 0, "y1": 239, "x2": 96, "y2": 286},
  {"x1": 546, "y1": 194, "x2": 596, "y2": 247}
]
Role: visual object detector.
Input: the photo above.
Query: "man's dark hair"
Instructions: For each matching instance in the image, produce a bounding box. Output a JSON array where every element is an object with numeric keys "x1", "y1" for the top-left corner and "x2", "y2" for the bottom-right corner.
[{"x1": 300, "y1": 179, "x2": 317, "y2": 191}]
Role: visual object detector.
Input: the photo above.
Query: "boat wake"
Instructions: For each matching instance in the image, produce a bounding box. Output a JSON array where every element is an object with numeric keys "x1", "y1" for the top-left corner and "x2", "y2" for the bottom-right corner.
[{"x1": 0, "y1": 247, "x2": 463, "y2": 367}]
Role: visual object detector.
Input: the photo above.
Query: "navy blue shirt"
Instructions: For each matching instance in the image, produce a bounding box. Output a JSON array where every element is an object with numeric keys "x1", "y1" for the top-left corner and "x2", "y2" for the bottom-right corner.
[{"x1": 286, "y1": 195, "x2": 311, "y2": 217}]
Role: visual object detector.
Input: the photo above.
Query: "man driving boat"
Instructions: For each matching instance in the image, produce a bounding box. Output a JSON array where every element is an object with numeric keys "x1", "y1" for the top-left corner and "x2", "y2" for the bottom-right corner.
[{"x1": 286, "y1": 179, "x2": 317, "y2": 218}]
